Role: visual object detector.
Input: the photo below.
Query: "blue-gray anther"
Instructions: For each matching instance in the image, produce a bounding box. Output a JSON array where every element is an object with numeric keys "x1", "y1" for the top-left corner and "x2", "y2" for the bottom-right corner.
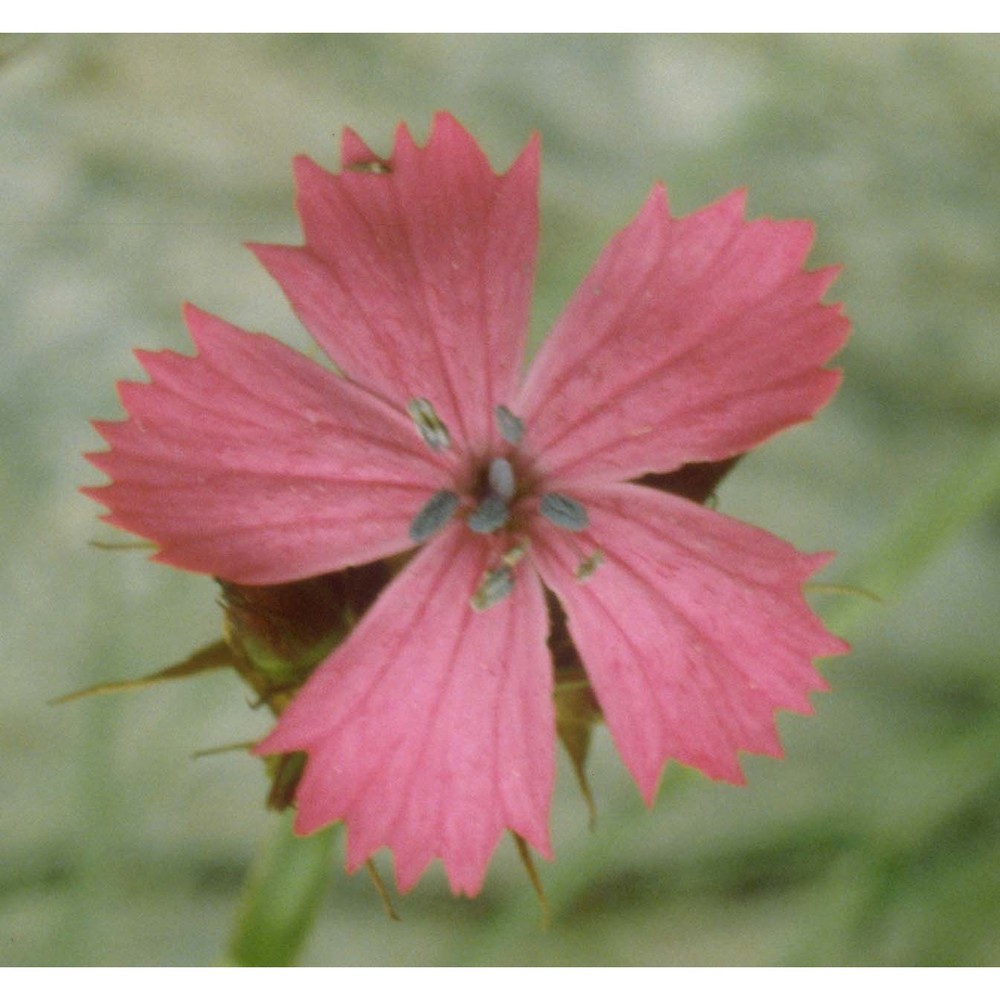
[
  {"x1": 466, "y1": 492, "x2": 510, "y2": 534},
  {"x1": 471, "y1": 565, "x2": 515, "y2": 611},
  {"x1": 539, "y1": 493, "x2": 589, "y2": 532},
  {"x1": 406, "y1": 397, "x2": 451, "y2": 451},
  {"x1": 409, "y1": 490, "x2": 459, "y2": 543},
  {"x1": 487, "y1": 456, "x2": 516, "y2": 501},
  {"x1": 495, "y1": 405, "x2": 524, "y2": 445}
]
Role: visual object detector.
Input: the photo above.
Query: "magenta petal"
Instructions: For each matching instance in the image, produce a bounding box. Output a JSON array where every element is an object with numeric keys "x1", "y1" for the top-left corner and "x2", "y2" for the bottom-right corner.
[
  {"x1": 84, "y1": 305, "x2": 452, "y2": 584},
  {"x1": 517, "y1": 188, "x2": 849, "y2": 487},
  {"x1": 256, "y1": 526, "x2": 555, "y2": 896},
  {"x1": 531, "y1": 483, "x2": 847, "y2": 800},
  {"x1": 252, "y1": 112, "x2": 539, "y2": 452}
]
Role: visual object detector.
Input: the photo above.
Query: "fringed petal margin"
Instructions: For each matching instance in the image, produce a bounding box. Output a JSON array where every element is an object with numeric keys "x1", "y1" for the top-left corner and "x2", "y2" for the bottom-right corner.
[
  {"x1": 84, "y1": 305, "x2": 451, "y2": 584},
  {"x1": 252, "y1": 112, "x2": 540, "y2": 453},
  {"x1": 256, "y1": 525, "x2": 555, "y2": 896},
  {"x1": 518, "y1": 187, "x2": 849, "y2": 487},
  {"x1": 531, "y1": 482, "x2": 848, "y2": 801}
]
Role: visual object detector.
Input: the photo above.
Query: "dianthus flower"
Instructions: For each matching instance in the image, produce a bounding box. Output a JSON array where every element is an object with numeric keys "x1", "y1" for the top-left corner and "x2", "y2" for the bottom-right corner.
[{"x1": 85, "y1": 112, "x2": 849, "y2": 896}]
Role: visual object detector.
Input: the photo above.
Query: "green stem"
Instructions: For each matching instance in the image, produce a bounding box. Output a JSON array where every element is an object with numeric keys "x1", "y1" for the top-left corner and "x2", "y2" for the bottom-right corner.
[{"x1": 226, "y1": 813, "x2": 336, "y2": 966}]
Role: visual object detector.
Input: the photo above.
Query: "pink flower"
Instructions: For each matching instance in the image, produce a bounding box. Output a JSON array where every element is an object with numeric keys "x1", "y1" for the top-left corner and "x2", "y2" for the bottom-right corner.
[{"x1": 85, "y1": 113, "x2": 849, "y2": 896}]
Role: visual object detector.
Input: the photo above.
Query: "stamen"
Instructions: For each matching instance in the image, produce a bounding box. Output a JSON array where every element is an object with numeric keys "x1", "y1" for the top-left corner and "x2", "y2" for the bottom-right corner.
[
  {"x1": 495, "y1": 405, "x2": 524, "y2": 445},
  {"x1": 466, "y1": 493, "x2": 510, "y2": 534},
  {"x1": 539, "y1": 493, "x2": 589, "y2": 532},
  {"x1": 409, "y1": 490, "x2": 459, "y2": 543},
  {"x1": 501, "y1": 540, "x2": 530, "y2": 568},
  {"x1": 471, "y1": 565, "x2": 515, "y2": 611},
  {"x1": 575, "y1": 549, "x2": 603, "y2": 581},
  {"x1": 406, "y1": 397, "x2": 451, "y2": 451},
  {"x1": 487, "y1": 456, "x2": 516, "y2": 501}
]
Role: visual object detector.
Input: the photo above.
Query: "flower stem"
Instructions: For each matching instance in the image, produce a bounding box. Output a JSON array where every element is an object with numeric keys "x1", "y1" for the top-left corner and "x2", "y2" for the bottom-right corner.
[{"x1": 226, "y1": 812, "x2": 336, "y2": 966}]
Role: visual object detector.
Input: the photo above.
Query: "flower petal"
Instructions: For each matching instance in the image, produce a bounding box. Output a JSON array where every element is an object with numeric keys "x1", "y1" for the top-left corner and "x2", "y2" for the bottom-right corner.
[
  {"x1": 251, "y1": 112, "x2": 539, "y2": 452},
  {"x1": 256, "y1": 525, "x2": 555, "y2": 896},
  {"x1": 84, "y1": 305, "x2": 451, "y2": 584},
  {"x1": 530, "y1": 483, "x2": 847, "y2": 800},
  {"x1": 517, "y1": 188, "x2": 849, "y2": 487}
]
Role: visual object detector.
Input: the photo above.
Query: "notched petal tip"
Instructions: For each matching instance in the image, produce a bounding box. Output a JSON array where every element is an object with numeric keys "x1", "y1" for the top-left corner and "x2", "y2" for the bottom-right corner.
[
  {"x1": 87, "y1": 418, "x2": 122, "y2": 447},
  {"x1": 505, "y1": 128, "x2": 541, "y2": 182},
  {"x1": 180, "y1": 300, "x2": 208, "y2": 328},
  {"x1": 131, "y1": 346, "x2": 168, "y2": 377},
  {"x1": 340, "y1": 126, "x2": 384, "y2": 171},
  {"x1": 647, "y1": 179, "x2": 670, "y2": 214},
  {"x1": 397, "y1": 110, "x2": 505, "y2": 181},
  {"x1": 723, "y1": 186, "x2": 749, "y2": 216},
  {"x1": 630, "y1": 181, "x2": 671, "y2": 231},
  {"x1": 688, "y1": 186, "x2": 748, "y2": 227},
  {"x1": 290, "y1": 155, "x2": 338, "y2": 214},
  {"x1": 78, "y1": 480, "x2": 110, "y2": 507},
  {"x1": 637, "y1": 752, "x2": 749, "y2": 808},
  {"x1": 179, "y1": 301, "x2": 239, "y2": 354},
  {"x1": 426, "y1": 109, "x2": 477, "y2": 149},
  {"x1": 292, "y1": 152, "x2": 328, "y2": 183}
]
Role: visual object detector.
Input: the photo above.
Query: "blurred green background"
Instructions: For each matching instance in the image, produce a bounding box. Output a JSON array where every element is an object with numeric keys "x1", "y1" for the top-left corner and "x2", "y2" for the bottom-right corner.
[{"x1": 3, "y1": 34, "x2": 1000, "y2": 966}]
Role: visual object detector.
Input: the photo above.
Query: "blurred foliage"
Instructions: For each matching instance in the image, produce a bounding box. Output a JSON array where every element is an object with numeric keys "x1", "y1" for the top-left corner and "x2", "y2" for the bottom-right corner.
[{"x1": 2, "y1": 34, "x2": 999, "y2": 966}]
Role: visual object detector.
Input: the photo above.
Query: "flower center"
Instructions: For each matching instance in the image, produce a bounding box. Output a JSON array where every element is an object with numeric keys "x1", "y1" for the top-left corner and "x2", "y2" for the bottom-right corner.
[
  {"x1": 466, "y1": 456, "x2": 516, "y2": 534},
  {"x1": 406, "y1": 400, "x2": 599, "y2": 609}
]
